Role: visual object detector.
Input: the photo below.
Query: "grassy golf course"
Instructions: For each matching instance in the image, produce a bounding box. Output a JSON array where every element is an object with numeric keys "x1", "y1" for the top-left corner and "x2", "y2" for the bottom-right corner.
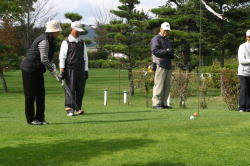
[{"x1": 0, "y1": 69, "x2": 250, "y2": 166}]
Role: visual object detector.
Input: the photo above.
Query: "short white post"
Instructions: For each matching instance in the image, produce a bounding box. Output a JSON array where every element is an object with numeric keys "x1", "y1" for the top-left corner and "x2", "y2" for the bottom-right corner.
[
  {"x1": 104, "y1": 88, "x2": 108, "y2": 106},
  {"x1": 123, "y1": 90, "x2": 127, "y2": 104},
  {"x1": 167, "y1": 94, "x2": 171, "y2": 106}
]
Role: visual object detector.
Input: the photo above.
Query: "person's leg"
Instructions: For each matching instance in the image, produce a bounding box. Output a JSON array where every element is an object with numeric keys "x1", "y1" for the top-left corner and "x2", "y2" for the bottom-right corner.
[
  {"x1": 75, "y1": 69, "x2": 85, "y2": 111},
  {"x1": 152, "y1": 66, "x2": 167, "y2": 106},
  {"x1": 35, "y1": 73, "x2": 45, "y2": 121},
  {"x1": 162, "y1": 70, "x2": 172, "y2": 106},
  {"x1": 245, "y1": 76, "x2": 250, "y2": 111},
  {"x1": 22, "y1": 70, "x2": 36, "y2": 123},
  {"x1": 64, "y1": 69, "x2": 75, "y2": 110},
  {"x1": 239, "y1": 76, "x2": 247, "y2": 111}
]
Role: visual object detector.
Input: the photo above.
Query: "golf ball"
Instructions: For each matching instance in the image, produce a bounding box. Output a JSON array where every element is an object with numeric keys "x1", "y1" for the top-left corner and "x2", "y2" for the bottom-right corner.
[{"x1": 189, "y1": 115, "x2": 194, "y2": 120}]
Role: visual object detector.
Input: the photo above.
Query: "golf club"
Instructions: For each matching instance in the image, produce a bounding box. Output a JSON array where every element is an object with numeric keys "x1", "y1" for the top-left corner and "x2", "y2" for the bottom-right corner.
[{"x1": 55, "y1": 74, "x2": 81, "y2": 112}]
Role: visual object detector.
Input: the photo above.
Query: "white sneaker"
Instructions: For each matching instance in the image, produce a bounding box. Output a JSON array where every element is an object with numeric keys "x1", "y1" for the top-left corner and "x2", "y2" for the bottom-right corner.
[
  {"x1": 30, "y1": 120, "x2": 42, "y2": 125},
  {"x1": 65, "y1": 108, "x2": 74, "y2": 116},
  {"x1": 67, "y1": 110, "x2": 74, "y2": 116},
  {"x1": 239, "y1": 110, "x2": 244, "y2": 113}
]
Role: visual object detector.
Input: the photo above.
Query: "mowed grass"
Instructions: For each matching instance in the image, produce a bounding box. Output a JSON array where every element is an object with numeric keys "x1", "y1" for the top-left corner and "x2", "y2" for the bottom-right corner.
[{"x1": 0, "y1": 69, "x2": 250, "y2": 166}]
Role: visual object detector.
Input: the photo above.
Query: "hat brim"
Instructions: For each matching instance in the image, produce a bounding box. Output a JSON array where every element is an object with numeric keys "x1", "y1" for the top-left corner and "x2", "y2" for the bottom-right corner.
[
  {"x1": 74, "y1": 27, "x2": 84, "y2": 32},
  {"x1": 162, "y1": 28, "x2": 171, "y2": 31}
]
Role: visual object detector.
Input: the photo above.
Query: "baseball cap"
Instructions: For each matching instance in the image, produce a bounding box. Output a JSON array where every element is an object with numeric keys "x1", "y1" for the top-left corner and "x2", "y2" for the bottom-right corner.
[
  {"x1": 161, "y1": 22, "x2": 171, "y2": 31},
  {"x1": 45, "y1": 20, "x2": 62, "y2": 32},
  {"x1": 71, "y1": 21, "x2": 84, "y2": 32},
  {"x1": 246, "y1": 30, "x2": 250, "y2": 37}
]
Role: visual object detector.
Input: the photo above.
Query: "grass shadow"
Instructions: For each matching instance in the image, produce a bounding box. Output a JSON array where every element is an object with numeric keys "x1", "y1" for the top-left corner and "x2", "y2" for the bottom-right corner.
[
  {"x1": 0, "y1": 138, "x2": 154, "y2": 166},
  {"x1": 50, "y1": 118, "x2": 160, "y2": 125},
  {"x1": 85, "y1": 110, "x2": 153, "y2": 115}
]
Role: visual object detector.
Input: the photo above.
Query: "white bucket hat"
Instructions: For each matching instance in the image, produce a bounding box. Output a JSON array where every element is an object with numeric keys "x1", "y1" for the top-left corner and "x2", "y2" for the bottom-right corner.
[
  {"x1": 45, "y1": 20, "x2": 62, "y2": 33},
  {"x1": 71, "y1": 21, "x2": 84, "y2": 32},
  {"x1": 246, "y1": 30, "x2": 250, "y2": 37},
  {"x1": 161, "y1": 22, "x2": 171, "y2": 31}
]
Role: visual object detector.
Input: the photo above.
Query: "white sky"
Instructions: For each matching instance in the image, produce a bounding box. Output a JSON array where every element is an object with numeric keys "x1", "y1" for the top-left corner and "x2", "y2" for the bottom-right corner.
[{"x1": 47, "y1": 0, "x2": 165, "y2": 25}]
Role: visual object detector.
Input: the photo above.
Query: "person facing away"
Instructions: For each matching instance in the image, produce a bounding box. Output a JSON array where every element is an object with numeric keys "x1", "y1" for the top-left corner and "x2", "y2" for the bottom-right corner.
[
  {"x1": 238, "y1": 30, "x2": 250, "y2": 112},
  {"x1": 59, "y1": 21, "x2": 88, "y2": 116},
  {"x1": 20, "y1": 20, "x2": 62, "y2": 125},
  {"x1": 150, "y1": 22, "x2": 175, "y2": 110}
]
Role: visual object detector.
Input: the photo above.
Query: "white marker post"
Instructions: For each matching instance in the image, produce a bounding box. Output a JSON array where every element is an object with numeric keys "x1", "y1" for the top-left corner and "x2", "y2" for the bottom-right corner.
[
  {"x1": 123, "y1": 90, "x2": 127, "y2": 104},
  {"x1": 104, "y1": 88, "x2": 108, "y2": 106},
  {"x1": 167, "y1": 94, "x2": 171, "y2": 106}
]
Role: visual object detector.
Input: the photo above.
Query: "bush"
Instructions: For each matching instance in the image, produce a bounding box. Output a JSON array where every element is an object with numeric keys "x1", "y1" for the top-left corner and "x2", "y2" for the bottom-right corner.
[
  {"x1": 220, "y1": 69, "x2": 239, "y2": 111},
  {"x1": 88, "y1": 50, "x2": 109, "y2": 60},
  {"x1": 89, "y1": 59, "x2": 122, "y2": 68}
]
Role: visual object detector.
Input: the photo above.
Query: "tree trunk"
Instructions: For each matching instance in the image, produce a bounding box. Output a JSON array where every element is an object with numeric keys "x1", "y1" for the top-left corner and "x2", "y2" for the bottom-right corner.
[
  {"x1": 0, "y1": 69, "x2": 8, "y2": 93},
  {"x1": 127, "y1": 65, "x2": 134, "y2": 96}
]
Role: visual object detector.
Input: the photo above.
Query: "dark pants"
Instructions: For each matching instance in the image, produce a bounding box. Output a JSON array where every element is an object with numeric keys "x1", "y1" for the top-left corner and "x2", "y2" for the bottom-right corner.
[
  {"x1": 64, "y1": 68, "x2": 86, "y2": 111},
  {"x1": 239, "y1": 75, "x2": 250, "y2": 111},
  {"x1": 22, "y1": 70, "x2": 45, "y2": 123}
]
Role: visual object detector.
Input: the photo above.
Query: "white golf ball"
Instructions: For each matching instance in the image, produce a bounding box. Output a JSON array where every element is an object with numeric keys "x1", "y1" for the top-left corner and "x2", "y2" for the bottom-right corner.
[{"x1": 189, "y1": 115, "x2": 194, "y2": 120}]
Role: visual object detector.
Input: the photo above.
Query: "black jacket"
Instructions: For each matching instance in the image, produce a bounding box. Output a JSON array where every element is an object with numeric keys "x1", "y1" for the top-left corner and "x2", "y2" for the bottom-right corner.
[
  {"x1": 151, "y1": 34, "x2": 174, "y2": 69},
  {"x1": 20, "y1": 33, "x2": 55, "y2": 73}
]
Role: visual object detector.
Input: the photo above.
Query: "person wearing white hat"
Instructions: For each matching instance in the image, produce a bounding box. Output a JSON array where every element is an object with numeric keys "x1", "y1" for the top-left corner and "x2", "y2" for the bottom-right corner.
[
  {"x1": 59, "y1": 21, "x2": 88, "y2": 116},
  {"x1": 238, "y1": 30, "x2": 250, "y2": 112},
  {"x1": 20, "y1": 20, "x2": 62, "y2": 125},
  {"x1": 151, "y1": 22, "x2": 174, "y2": 109}
]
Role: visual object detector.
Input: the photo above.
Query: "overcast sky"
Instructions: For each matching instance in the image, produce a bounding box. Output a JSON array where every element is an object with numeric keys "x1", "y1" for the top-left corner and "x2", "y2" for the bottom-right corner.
[{"x1": 47, "y1": 0, "x2": 165, "y2": 25}]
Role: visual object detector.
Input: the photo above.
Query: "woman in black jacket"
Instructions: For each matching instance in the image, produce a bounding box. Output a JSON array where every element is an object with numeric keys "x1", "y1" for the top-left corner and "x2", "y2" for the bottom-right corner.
[{"x1": 20, "y1": 20, "x2": 62, "y2": 125}]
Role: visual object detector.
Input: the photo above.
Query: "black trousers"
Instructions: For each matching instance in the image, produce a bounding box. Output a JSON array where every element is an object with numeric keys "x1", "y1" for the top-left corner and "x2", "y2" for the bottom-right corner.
[
  {"x1": 22, "y1": 70, "x2": 45, "y2": 123},
  {"x1": 239, "y1": 75, "x2": 250, "y2": 111},
  {"x1": 64, "y1": 68, "x2": 86, "y2": 111}
]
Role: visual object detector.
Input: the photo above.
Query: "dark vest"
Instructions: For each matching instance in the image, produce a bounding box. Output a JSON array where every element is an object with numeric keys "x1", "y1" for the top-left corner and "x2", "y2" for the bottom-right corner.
[
  {"x1": 65, "y1": 39, "x2": 85, "y2": 69},
  {"x1": 20, "y1": 33, "x2": 54, "y2": 73}
]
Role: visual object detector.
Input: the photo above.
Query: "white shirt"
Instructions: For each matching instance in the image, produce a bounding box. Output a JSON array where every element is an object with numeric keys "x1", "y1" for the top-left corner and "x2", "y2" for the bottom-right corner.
[
  {"x1": 238, "y1": 41, "x2": 250, "y2": 76},
  {"x1": 59, "y1": 34, "x2": 88, "y2": 71}
]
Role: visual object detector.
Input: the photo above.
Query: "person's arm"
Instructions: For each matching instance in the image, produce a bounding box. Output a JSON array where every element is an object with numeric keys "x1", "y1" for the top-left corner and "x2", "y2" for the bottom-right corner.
[
  {"x1": 151, "y1": 38, "x2": 172, "y2": 57},
  {"x1": 238, "y1": 44, "x2": 250, "y2": 65},
  {"x1": 84, "y1": 42, "x2": 88, "y2": 71},
  {"x1": 38, "y1": 40, "x2": 55, "y2": 72},
  {"x1": 59, "y1": 40, "x2": 68, "y2": 72},
  {"x1": 84, "y1": 42, "x2": 88, "y2": 79}
]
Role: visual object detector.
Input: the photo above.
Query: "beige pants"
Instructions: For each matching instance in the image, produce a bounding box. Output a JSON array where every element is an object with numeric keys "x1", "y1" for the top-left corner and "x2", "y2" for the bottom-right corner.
[{"x1": 152, "y1": 65, "x2": 172, "y2": 106}]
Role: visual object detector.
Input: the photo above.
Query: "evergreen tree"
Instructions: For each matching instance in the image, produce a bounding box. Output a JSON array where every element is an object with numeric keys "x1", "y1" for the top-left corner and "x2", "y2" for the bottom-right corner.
[
  {"x1": 150, "y1": 0, "x2": 250, "y2": 68},
  {"x1": 104, "y1": 0, "x2": 150, "y2": 96}
]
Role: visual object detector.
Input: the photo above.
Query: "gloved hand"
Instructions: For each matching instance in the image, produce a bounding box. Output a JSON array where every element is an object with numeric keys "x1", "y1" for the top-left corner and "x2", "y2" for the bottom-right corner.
[
  {"x1": 50, "y1": 63, "x2": 60, "y2": 80},
  {"x1": 58, "y1": 71, "x2": 65, "y2": 80},
  {"x1": 85, "y1": 71, "x2": 88, "y2": 80},
  {"x1": 165, "y1": 48, "x2": 175, "y2": 59}
]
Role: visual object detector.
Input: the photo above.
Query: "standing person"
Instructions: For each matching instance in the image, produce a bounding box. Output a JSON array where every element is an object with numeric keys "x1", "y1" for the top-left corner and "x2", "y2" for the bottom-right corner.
[
  {"x1": 151, "y1": 22, "x2": 174, "y2": 109},
  {"x1": 59, "y1": 21, "x2": 88, "y2": 116},
  {"x1": 238, "y1": 30, "x2": 250, "y2": 112},
  {"x1": 20, "y1": 20, "x2": 62, "y2": 125}
]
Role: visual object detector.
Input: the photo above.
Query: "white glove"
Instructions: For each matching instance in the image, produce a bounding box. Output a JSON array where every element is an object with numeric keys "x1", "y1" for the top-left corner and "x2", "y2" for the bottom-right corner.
[{"x1": 50, "y1": 63, "x2": 59, "y2": 80}]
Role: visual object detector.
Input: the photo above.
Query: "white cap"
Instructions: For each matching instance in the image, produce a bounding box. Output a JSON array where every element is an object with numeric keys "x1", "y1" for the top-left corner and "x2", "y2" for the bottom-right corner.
[
  {"x1": 71, "y1": 21, "x2": 84, "y2": 32},
  {"x1": 161, "y1": 22, "x2": 171, "y2": 31},
  {"x1": 45, "y1": 20, "x2": 62, "y2": 32},
  {"x1": 246, "y1": 30, "x2": 250, "y2": 36}
]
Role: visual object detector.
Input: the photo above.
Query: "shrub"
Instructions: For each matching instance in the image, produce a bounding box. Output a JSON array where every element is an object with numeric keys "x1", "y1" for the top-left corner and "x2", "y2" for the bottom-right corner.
[
  {"x1": 220, "y1": 69, "x2": 239, "y2": 111},
  {"x1": 88, "y1": 50, "x2": 109, "y2": 60}
]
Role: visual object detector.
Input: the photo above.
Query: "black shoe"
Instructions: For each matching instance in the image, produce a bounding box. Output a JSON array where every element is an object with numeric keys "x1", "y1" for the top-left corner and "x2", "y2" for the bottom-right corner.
[
  {"x1": 152, "y1": 105, "x2": 164, "y2": 109},
  {"x1": 162, "y1": 105, "x2": 173, "y2": 109}
]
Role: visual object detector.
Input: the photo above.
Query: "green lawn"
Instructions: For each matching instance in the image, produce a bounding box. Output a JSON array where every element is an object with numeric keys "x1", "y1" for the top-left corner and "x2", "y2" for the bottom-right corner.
[{"x1": 0, "y1": 69, "x2": 250, "y2": 166}]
